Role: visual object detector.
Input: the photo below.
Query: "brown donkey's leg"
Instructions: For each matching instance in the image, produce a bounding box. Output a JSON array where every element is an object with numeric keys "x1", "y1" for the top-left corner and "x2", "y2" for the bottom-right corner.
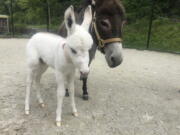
[
  {"x1": 82, "y1": 78, "x2": 88, "y2": 100},
  {"x1": 65, "y1": 89, "x2": 69, "y2": 97}
]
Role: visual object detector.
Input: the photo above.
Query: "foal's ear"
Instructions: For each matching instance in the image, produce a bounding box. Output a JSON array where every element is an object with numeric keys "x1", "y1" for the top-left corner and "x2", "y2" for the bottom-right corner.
[
  {"x1": 64, "y1": 5, "x2": 76, "y2": 35},
  {"x1": 81, "y1": 5, "x2": 92, "y2": 31}
]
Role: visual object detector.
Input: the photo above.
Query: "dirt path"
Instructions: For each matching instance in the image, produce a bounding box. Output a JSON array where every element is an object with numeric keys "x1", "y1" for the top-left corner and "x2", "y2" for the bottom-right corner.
[{"x1": 0, "y1": 39, "x2": 180, "y2": 135}]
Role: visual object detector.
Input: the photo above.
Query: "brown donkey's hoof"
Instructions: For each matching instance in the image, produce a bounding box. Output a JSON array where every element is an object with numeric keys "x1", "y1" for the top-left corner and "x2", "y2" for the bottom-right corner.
[
  {"x1": 65, "y1": 89, "x2": 69, "y2": 97},
  {"x1": 82, "y1": 94, "x2": 89, "y2": 100}
]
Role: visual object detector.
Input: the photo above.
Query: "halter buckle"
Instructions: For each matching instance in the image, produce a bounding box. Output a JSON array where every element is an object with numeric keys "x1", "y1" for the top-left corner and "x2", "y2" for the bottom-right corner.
[{"x1": 99, "y1": 39, "x2": 105, "y2": 48}]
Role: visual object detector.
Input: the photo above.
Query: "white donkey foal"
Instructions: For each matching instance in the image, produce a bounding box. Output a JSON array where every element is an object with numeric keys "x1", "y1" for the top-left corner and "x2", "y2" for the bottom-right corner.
[{"x1": 25, "y1": 5, "x2": 93, "y2": 127}]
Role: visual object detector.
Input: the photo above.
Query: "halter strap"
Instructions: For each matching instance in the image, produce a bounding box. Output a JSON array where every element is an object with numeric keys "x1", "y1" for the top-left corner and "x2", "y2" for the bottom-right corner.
[
  {"x1": 92, "y1": 12, "x2": 123, "y2": 48},
  {"x1": 62, "y1": 43, "x2": 66, "y2": 49},
  {"x1": 61, "y1": 39, "x2": 66, "y2": 49}
]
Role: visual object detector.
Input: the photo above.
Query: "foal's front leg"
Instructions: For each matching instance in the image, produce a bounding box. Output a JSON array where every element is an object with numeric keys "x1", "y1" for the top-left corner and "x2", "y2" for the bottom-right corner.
[
  {"x1": 55, "y1": 71, "x2": 65, "y2": 127},
  {"x1": 68, "y1": 74, "x2": 78, "y2": 117}
]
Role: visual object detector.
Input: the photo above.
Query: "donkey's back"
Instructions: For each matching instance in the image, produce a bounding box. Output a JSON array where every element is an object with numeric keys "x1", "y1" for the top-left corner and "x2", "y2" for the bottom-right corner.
[{"x1": 27, "y1": 32, "x2": 65, "y2": 52}]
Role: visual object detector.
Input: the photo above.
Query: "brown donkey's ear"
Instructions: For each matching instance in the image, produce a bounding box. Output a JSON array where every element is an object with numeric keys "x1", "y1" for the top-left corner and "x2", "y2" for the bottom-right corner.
[
  {"x1": 85, "y1": 0, "x2": 95, "y2": 5},
  {"x1": 64, "y1": 5, "x2": 76, "y2": 35},
  {"x1": 91, "y1": 0, "x2": 96, "y2": 5}
]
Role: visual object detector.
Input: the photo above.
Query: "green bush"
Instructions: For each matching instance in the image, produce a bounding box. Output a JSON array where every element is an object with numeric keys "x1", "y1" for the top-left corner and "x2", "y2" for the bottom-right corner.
[{"x1": 14, "y1": 24, "x2": 28, "y2": 34}]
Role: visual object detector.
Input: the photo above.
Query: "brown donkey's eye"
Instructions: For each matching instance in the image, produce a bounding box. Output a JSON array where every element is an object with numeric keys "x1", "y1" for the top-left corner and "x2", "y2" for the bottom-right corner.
[
  {"x1": 100, "y1": 20, "x2": 109, "y2": 28},
  {"x1": 70, "y1": 48, "x2": 77, "y2": 54}
]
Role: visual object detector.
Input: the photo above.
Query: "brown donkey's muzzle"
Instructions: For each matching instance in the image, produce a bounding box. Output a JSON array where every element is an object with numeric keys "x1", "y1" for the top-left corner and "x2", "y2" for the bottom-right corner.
[{"x1": 104, "y1": 42, "x2": 123, "y2": 68}]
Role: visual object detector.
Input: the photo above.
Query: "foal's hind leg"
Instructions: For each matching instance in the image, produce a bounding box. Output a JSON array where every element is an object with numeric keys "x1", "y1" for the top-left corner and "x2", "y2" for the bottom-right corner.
[
  {"x1": 25, "y1": 68, "x2": 34, "y2": 115},
  {"x1": 34, "y1": 63, "x2": 48, "y2": 107}
]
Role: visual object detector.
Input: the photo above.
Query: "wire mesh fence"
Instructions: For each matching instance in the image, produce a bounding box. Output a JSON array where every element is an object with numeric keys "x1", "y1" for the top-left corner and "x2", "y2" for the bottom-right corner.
[
  {"x1": 123, "y1": 0, "x2": 180, "y2": 53},
  {"x1": 123, "y1": 17, "x2": 180, "y2": 53}
]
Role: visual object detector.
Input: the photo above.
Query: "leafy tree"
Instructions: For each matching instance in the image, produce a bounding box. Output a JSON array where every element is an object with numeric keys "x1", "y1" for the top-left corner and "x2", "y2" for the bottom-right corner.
[{"x1": 0, "y1": 0, "x2": 179, "y2": 26}]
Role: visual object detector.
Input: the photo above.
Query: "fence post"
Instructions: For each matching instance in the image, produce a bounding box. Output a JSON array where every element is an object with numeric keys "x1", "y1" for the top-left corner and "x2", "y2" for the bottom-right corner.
[
  {"x1": 147, "y1": 0, "x2": 155, "y2": 49},
  {"x1": 10, "y1": 0, "x2": 14, "y2": 37}
]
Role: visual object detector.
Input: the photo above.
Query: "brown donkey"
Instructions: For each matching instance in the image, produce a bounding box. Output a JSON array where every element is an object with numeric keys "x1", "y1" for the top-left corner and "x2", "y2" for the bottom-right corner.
[{"x1": 58, "y1": 0, "x2": 126, "y2": 100}]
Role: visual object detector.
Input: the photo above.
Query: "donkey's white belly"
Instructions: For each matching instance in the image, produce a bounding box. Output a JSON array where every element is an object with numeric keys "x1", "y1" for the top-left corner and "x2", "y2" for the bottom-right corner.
[{"x1": 27, "y1": 32, "x2": 66, "y2": 68}]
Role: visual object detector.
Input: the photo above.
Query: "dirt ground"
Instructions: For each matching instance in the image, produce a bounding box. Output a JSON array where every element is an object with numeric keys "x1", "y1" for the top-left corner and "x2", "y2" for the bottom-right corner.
[{"x1": 0, "y1": 38, "x2": 180, "y2": 135}]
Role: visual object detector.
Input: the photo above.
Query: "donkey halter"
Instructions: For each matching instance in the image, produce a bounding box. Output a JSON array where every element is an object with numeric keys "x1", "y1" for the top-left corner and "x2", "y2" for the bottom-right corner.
[{"x1": 92, "y1": 12, "x2": 123, "y2": 48}]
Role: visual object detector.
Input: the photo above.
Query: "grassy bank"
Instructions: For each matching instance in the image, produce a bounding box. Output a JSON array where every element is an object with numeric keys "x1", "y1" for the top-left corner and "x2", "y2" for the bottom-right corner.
[{"x1": 123, "y1": 17, "x2": 180, "y2": 53}]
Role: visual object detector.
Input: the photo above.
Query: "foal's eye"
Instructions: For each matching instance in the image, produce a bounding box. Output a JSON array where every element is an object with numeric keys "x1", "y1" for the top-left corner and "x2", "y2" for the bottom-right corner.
[{"x1": 70, "y1": 48, "x2": 77, "y2": 54}]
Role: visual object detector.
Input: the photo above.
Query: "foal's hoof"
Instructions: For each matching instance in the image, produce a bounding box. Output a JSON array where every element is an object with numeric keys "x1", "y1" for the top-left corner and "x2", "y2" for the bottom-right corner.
[
  {"x1": 25, "y1": 110, "x2": 30, "y2": 115},
  {"x1": 39, "y1": 103, "x2": 45, "y2": 108},
  {"x1": 82, "y1": 94, "x2": 89, "y2": 100},
  {"x1": 56, "y1": 121, "x2": 61, "y2": 127},
  {"x1": 72, "y1": 112, "x2": 78, "y2": 117}
]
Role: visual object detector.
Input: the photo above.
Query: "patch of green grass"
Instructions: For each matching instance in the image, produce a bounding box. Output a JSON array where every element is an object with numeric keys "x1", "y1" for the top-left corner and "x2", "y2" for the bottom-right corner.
[
  {"x1": 151, "y1": 18, "x2": 180, "y2": 52},
  {"x1": 123, "y1": 18, "x2": 180, "y2": 53},
  {"x1": 123, "y1": 18, "x2": 149, "y2": 49},
  {"x1": 27, "y1": 24, "x2": 47, "y2": 29}
]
